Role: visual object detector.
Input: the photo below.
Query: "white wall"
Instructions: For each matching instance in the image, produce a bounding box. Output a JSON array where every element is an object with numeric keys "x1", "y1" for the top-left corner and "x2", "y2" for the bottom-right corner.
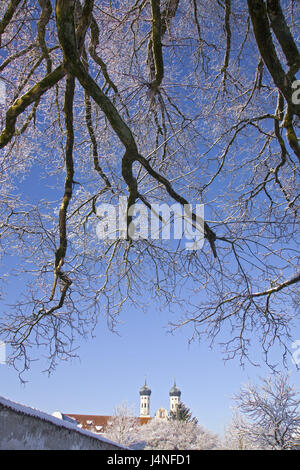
[{"x1": 0, "y1": 397, "x2": 126, "y2": 450}]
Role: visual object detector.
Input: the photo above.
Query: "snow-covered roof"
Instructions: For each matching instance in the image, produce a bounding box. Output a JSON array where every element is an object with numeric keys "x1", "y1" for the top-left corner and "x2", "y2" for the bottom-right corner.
[
  {"x1": 0, "y1": 396, "x2": 128, "y2": 449},
  {"x1": 66, "y1": 413, "x2": 152, "y2": 431}
]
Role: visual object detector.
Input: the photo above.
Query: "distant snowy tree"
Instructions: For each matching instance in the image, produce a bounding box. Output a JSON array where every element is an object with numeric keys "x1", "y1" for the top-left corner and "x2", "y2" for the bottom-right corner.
[
  {"x1": 132, "y1": 417, "x2": 219, "y2": 450},
  {"x1": 233, "y1": 374, "x2": 300, "y2": 450},
  {"x1": 102, "y1": 402, "x2": 140, "y2": 447},
  {"x1": 223, "y1": 412, "x2": 262, "y2": 450},
  {"x1": 169, "y1": 401, "x2": 198, "y2": 424}
]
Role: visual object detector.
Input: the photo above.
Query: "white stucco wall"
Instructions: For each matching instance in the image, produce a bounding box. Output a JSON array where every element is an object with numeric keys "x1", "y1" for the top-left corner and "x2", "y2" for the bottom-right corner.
[{"x1": 0, "y1": 396, "x2": 126, "y2": 450}]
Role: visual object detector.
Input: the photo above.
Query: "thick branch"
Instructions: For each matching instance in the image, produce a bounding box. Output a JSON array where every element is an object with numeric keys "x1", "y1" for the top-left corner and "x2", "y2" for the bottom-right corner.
[
  {"x1": 50, "y1": 74, "x2": 75, "y2": 300},
  {"x1": 84, "y1": 90, "x2": 112, "y2": 188},
  {"x1": 147, "y1": 0, "x2": 179, "y2": 89},
  {"x1": 222, "y1": 0, "x2": 231, "y2": 84},
  {"x1": 0, "y1": 0, "x2": 22, "y2": 46},
  {"x1": 266, "y1": 0, "x2": 300, "y2": 70},
  {"x1": 89, "y1": 17, "x2": 119, "y2": 95},
  {"x1": 0, "y1": 0, "x2": 95, "y2": 150},
  {"x1": 55, "y1": 0, "x2": 137, "y2": 151},
  {"x1": 0, "y1": 65, "x2": 65, "y2": 149},
  {"x1": 150, "y1": 0, "x2": 164, "y2": 90},
  {"x1": 251, "y1": 272, "x2": 300, "y2": 298},
  {"x1": 37, "y1": 0, "x2": 53, "y2": 74},
  {"x1": 247, "y1": 0, "x2": 300, "y2": 116}
]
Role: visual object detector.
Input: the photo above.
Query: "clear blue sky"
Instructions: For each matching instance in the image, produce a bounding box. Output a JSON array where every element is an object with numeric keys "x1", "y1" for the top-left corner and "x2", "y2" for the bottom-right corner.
[{"x1": 1, "y1": 299, "x2": 300, "y2": 437}]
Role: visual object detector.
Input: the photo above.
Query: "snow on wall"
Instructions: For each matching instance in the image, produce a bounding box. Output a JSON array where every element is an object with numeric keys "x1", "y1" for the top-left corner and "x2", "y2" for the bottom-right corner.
[{"x1": 0, "y1": 396, "x2": 127, "y2": 450}]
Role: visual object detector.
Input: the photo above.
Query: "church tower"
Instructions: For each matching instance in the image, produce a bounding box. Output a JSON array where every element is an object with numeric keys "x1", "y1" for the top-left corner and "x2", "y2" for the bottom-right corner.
[
  {"x1": 169, "y1": 379, "x2": 181, "y2": 413},
  {"x1": 139, "y1": 380, "x2": 151, "y2": 417}
]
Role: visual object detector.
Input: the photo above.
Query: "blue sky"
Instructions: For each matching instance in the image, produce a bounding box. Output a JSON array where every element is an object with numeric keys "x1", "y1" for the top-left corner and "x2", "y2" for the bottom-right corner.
[{"x1": 1, "y1": 298, "x2": 300, "y2": 437}]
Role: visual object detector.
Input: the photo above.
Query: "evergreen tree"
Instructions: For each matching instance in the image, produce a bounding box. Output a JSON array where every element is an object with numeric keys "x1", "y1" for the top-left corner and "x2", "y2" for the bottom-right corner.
[{"x1": 169, "y1": 402, "x2": 198, "y2": 425}]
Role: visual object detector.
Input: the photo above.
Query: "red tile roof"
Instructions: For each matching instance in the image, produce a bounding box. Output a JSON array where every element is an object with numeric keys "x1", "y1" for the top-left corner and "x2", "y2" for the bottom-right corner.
[{"x1": 66, "y1": 414, "x2": 151, "y2": 433}]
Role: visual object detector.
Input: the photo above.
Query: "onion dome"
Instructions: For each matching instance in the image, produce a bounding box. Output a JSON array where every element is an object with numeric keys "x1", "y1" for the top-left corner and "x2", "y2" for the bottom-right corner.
[
  {"x1": 139, "y1": 380, "x2": 151, "y2": 396},
  {"x1": 169, "y1": 379, "x2": 181, "y2": 397}
]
